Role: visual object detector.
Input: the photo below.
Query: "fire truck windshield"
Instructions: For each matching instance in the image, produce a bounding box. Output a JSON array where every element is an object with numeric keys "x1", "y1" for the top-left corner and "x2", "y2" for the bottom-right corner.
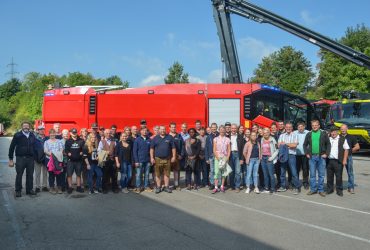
[{"x1": 332, "y1": 102, "x2": 370, "y2": 126}]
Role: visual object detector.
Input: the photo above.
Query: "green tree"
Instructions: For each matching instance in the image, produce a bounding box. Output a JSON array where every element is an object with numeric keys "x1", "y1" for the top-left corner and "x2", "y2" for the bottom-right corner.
[
  {"x1": 106, "y1": 75, "x2": 129, "y2": 88},
  {"x1": 164, "y1": 61, "x2": 189, "y2": 84},
  {"x1": 252, "y1": 46, "x2": 314, "y2": 94},
  {"x1": 0, "y1": 78, "x2": 21, "y2": 101},
  {"x1": 317, "y1": 24, "x2": 370, "y2": 99}
]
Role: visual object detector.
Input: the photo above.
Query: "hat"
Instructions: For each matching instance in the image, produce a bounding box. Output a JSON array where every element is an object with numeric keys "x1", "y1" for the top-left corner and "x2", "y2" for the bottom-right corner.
[
  {"x1": 70, "y1": 128, "x2": 78, "y2": 134},
  {"x1": 91, "y1": 123, "x2": 98, "y2": 129},
  {"x1": 140, "y1": 119, "x2": 147, "y2": 125},
  {"x1": 37, "y1": 125, "x2": 45, "y2": 130},
  {"x1": 225, "y1": 122, "x2": 231, "y2": 126},
  {"x1": 330, "y1": 126, "x2": 339, "y2": 132}
]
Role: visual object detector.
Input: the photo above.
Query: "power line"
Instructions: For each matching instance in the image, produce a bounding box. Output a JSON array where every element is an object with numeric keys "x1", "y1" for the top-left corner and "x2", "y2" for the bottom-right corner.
[{"x1": 6, "y1": 57, "x2": 19, "y2": 80}]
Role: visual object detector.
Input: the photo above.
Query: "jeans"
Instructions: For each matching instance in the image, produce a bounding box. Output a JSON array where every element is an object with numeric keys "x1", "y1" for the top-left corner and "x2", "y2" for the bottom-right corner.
[
  {"x1": 209, "y1": 157, "x2": 221, "y2": 186},
  {"x1": 309, "y1": 155, "x2": 326, "y2": 192},
  {"x1": 135, "y1": 162, "x2": 150, "y2": 188},
  {"x1": 119, "y1": 161, "x2": 132, "y2": 189},
  {"x1": 280, "y1": 154, "x2": 301, "y2": 189},
  {"x1": 229, "y1": 152, "x2": 241, "y2": 189},
  {"x1": 34, "y1": 161, "x2": 47, "y2": 188},
  {"x1": 88, "y1": 163, "x2": 102, "y2": 190},
  {"x1": 185, "y1": 160, "x2": 200, "y2": 186},
  {"x1": 198, "y1": 158, "x2": 208, "y2": 186},
  {"x1": 346, "y1": 155, "x2": 354, "y2": 189},
  {"x1": 261, "y1": 156, "x2": 275, "y2": 191},
  {"x1": 15, "y1": 156, "x2": 34, "y2": 192},
  {"x1": 246, "y1": 158, "x2": 260, "y2": 188},
  {"x1": 296, "y1": 155, "x2": 309, "y2": 186}
]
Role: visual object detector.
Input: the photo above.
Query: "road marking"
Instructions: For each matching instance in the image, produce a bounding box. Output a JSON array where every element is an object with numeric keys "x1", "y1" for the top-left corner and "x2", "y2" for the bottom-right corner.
[
  {"x1": 188, "y1": 191, "x2": 370, "y2": 245},
  {"x1": 2, "y1": 190, "x2": 26, "y2": 249},
  {"x1": 273, "y1": 193, "x2": 370, "y2": 215}
]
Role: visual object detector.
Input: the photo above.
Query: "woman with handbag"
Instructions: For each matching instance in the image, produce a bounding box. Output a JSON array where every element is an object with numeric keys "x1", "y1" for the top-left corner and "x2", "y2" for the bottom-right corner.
[
  {"x1": 185, "y1": 128, "x2": 201, "y2": 190},
  {"x1": 212, "y1": 125, "x2": 231, "y2": 194},
  {"x1": 44, "y1": 129, "x2": 64, "y2": 194}
]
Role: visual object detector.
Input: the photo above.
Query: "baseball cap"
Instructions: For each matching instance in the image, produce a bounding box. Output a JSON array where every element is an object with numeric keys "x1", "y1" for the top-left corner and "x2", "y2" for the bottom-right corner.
[
  {"x1": 140, "y1": 119, "x2": 147, "y2": 125},
  {"x1": 91, "y1": 123, "x2": 98, "y2": 129},
  {"x1": 70, "y1": 128, "x2": 78, "y2": 134},
  {"x1": 225, "y1": 122, "x2": 231, "y2": 126}
]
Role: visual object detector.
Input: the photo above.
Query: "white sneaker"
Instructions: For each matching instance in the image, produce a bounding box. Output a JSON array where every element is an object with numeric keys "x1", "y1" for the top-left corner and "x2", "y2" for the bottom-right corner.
[
  {"x1": 254, "y1": 188, "x2": 260, "y2": 194},
  {"x1": 245, "y1": 188, "x2": 251, "y2": 194},
  {"x1": 262, "y1": 189, "x2": 270, "y2": 194}
]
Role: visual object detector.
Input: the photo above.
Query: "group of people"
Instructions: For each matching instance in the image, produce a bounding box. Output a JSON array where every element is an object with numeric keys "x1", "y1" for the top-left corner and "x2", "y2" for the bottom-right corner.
[{"x1": 8, "y1": 118, "x2": 359, "y2": 198}]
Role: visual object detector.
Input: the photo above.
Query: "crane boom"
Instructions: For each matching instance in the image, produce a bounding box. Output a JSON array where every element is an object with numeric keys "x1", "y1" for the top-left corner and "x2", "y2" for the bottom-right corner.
[{"x1": 212, "y1": 0, "x2": 370, "y2": 83}]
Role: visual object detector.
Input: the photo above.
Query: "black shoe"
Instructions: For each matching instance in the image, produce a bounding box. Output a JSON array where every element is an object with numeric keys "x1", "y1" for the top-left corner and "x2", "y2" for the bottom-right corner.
[
  {"x1": 76, "y1": 187, "x2": 84, "y2": 193},
  {"x1": 113, "y1": 189, "x2": 119, "y2": 194},
  {"x1": 327, "y1": 190, "x2": 334, "y2": 195},
  {"x1": 163, "y1": 187, "x2": 172, "y2": 193},
  {"x1": 98, "y1": 188, "x2": 103, "y2": 193},
  {"x1": 61, "y1": 187, "x2": 66, "y2": 192},
  {"x1": 337, "y1": 192, "x2": 343, "y2": 197},
  {"x1": 35, "y1": 188, "x2": 41, "y2": 193},
  {"x1": 42, "y1": 187, "x2": 49, "y2": 192},
  {"x1": 67, "y1": 188, "x2": 73, "y2": 194},
  {"x1": 26, "y1": 190, "x2": 37, "y2": 196},
  {"x1": 15, "y1": 191, "x2": 22, "y2": 197},
  {"x1": 155, "y1": 188, "x2": 161, "y2": 194}
]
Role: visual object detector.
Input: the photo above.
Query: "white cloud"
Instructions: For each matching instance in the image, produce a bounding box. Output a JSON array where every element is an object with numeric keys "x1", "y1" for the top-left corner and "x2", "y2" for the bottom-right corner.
[
  {"x1": 207, "y1": 69, "x2": 223, "y2": 83},
  {"x1": 139, "y1": 74, "x2": 164, "y2": 86},
  {"x1": 237, "y1": 37, "x2": 278, "y2": 62},
  {"x1": 300, "y1": 10, "x2": 321, "y2": 26}
]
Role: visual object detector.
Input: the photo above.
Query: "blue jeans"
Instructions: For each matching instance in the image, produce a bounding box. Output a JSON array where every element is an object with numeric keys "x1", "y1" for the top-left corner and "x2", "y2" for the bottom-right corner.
[
  {"x1": 88, "y1": 163, "x2": 102, "y2": 190},
  {"x1": 135, "y1": 162, "x2": 150, "y2": 188},
  {"x1": 198, "y1": 158, "x2": 208, "y2": 186},
  {"x1": 309, "y1": 155, "x2": 326, "y2": 192},
  {"x1": 209, "y1": 157, "x2": 221, "y2": 186},
  {"x1": 229, "y1": 152, "x2": 241, "y2": 189},
  {"x1": 261, "y1": 156, "x2": 275, "y2": 191},
  {"x1": 346, "y1": 155, "x2": 354, "y2": 189},
  {"x1": 246, "y1": 158, "x2": 260, "y2": 188},
  {"x1": 120, "y1": 161, "x2": 132, "y2": 189},
  {"x1": 281, "y1": 154, "x2": 301, "y2": 189}
]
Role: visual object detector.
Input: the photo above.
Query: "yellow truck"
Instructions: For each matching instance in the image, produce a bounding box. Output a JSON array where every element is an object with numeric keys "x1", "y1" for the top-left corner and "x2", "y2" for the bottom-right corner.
[{"x1": 328, "y1": 91, "x2": 370, "y2": 148}]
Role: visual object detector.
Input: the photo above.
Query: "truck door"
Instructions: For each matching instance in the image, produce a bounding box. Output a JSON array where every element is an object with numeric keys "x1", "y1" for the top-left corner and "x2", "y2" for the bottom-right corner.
[{"x1": 208, "y1": 98, "x2": 240, "y2": 126}]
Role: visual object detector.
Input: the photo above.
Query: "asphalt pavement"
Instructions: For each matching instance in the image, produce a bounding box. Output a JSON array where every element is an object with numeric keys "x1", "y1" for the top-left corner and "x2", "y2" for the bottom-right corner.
[{"x1": 1, "y1": 137, "x2": 370, "y2": 250}]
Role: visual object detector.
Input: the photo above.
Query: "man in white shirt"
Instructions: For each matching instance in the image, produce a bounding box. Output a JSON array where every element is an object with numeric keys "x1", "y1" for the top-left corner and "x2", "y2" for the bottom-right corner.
[
  {"x1": 327, "y1": 126, "x2": 349, "y2": 197},
  {"x1": 294, "y1": 121, "x2": 309, "y2": 189}
]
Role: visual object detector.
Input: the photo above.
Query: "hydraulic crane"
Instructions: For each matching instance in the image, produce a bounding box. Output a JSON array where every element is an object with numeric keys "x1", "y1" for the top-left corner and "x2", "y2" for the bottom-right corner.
[{"x1": 212, "y1": 0, "x2": 370, "y2": 83}]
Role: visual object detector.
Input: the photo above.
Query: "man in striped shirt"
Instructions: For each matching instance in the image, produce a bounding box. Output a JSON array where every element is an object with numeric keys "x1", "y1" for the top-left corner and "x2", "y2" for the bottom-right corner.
[{"x1": 278, "y1": 122, "x2": 301, "y2": 194}]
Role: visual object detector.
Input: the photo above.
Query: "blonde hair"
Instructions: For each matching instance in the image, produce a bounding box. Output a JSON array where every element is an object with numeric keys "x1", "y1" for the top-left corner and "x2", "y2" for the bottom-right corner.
[
  {"x1": 86, "y1": 134, "x2": 98, "y2": 153},
  {"x1": 120, "y1": 132, "x2": 128, "y2": 141}
]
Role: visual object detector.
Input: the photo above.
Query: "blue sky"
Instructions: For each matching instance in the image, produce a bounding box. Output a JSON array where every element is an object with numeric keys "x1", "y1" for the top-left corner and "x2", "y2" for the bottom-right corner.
[{"x1": 0, "y1": 0, "x2": 369, "y2": 87}]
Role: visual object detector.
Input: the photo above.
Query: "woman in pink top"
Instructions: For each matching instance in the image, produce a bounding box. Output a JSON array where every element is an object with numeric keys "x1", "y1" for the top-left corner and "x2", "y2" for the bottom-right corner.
[{"x1": 212, "y1": 125, "x2": 231, "y2": 194}]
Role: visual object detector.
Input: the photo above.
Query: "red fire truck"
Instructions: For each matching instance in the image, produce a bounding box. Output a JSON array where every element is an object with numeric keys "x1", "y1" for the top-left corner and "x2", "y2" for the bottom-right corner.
[{"x1": 38, "y1": 83, "x2": 317, "y2": 132}]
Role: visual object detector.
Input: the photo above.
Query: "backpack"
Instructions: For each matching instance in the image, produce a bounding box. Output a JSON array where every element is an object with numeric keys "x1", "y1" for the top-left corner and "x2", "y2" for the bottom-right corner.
[
  {"x1": 34, "y1": 138, "x2": 45, "y2": 164},
  {"x1": 278, "y1": 144, "x2": 289, "y2": 163}
]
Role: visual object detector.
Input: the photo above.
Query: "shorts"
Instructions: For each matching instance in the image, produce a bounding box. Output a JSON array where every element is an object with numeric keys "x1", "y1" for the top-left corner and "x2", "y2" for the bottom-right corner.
[
  {"x1": 155, "y1": 157, "x2": 171, "y2": 178},
  {"x1": 171, "y1": 158, "x2": 180, "y2": 171},
  {"x1": 67, "y1": 161, "x2": 82, "y2": 177}
]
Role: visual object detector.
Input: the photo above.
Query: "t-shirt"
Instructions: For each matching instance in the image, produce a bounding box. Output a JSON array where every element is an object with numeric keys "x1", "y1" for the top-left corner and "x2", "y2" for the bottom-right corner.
[
  {"x1": 311, "y1": 131, "x2": 321, "y2": 155},
  {"x1": 83, "y1": 146, "x2": 98, "y2": 165},
  {"x1": 262, "y1": 140, "x2": 271, "y2": 156},
  {"x1": 250, "y1": 143, "x2": 259, "y2": 158},
  {"x1": 150, "y1": 134, "x2": 175, "y2": 158},
  {"x1": 65, "y1": 138, "x2": 85, "y2": 161}
]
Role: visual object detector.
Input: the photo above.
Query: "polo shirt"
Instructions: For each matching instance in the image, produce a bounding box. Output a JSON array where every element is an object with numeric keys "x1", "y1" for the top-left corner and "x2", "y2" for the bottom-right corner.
[{"x1": 150, "y1": 134, "x2": 175, "y2": 158}]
